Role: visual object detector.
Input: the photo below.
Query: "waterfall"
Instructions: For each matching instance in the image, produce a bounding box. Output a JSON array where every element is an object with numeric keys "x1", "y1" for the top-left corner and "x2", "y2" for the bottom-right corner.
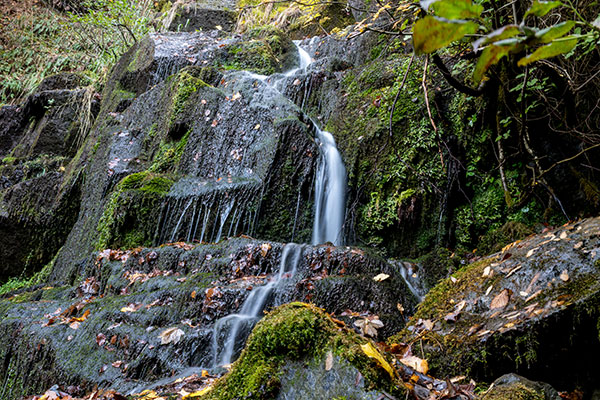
[
  {"x1": 209, "y1": 42, "x2": 348, "y2": 368},
  {"x1": 311, "y1": 126, "x2": 347, "y2": 246},
  {"x1": 212, "y1": 243, "x2": 304, "y2": 366}
]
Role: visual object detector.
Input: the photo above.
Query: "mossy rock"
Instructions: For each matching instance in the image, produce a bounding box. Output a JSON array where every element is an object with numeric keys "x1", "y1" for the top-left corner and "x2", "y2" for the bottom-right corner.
[
  {"x1": 95, "y1": 171, "x2": 175, "y2": 249},
  {"x1": 221, "y1": 27, "x2": 298, "y2": 74},
  {"x1": 390, "y1": 218, "x2": 600, "y2": 392},
  {"x1": 482, "y1": 373, "x2": 560, "y2": 400},
  {"x1": 205, "y1": 302, "x2": 407, "y2": 399}
]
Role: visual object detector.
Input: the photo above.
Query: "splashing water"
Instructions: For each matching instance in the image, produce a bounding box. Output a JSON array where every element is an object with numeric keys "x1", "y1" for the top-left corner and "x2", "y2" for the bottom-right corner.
[{"x1": 212, "y1": 243, "x2": 304, "y2": 366}]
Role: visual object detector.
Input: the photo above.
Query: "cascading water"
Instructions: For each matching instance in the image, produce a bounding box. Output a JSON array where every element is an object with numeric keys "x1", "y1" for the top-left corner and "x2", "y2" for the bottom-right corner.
[
  {"x1": 312, "y1": 127, "x2": 347, "y2": 246},
  {"x1": 210, "y1": 42, "x2": 348, "y2": 368},
  {"x1": 212, "y1": 243, "x2": 304, "y2": 366}
]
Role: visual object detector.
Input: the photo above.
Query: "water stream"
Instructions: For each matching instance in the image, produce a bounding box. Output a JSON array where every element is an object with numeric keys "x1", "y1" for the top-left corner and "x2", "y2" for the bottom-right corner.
[
  {"x1": 210, "y1": 42, "x2": 348, "y2": 367},
  {"x1": 212, "y1": 243, "x2": 304, "y2": 366}
]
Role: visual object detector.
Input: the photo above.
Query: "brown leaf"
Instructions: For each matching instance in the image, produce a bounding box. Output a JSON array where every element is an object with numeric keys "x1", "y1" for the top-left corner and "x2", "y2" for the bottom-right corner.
[
  {"x1": 559, "y1": 270, "x2": 569, "y2": 282},
  {"x1": 444, "y1": 300, "x2": 466, "y2": 322},
  {"x1": 96, "y1": 333, "x2": 107, "y2": 347},
  {"x1": 490, "y1": 288, "x2": 511, "y2": 310},
  {"x1": 159, "y1": 327, "x2": 185, "y2": 345}
]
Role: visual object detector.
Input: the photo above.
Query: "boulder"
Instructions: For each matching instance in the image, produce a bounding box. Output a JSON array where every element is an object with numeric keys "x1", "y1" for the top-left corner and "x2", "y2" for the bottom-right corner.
[{"x1": 391, "y1": 217, "x2": 600, "y2": 394}]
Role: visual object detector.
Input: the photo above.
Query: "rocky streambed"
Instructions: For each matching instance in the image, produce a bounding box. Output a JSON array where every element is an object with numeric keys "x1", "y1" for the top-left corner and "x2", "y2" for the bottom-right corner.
[{"x1": 1, "y1": 1, "x2": 599, "y2": 399}]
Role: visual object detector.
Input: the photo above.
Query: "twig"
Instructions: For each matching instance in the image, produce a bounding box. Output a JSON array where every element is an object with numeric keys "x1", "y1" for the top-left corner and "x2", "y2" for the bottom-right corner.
[
  {"x1": 537, "y1": 143, "x2": 600, "y2": 180},
  {"x1": 389, "y1": 53, "x2": 414, "y2": 137}
]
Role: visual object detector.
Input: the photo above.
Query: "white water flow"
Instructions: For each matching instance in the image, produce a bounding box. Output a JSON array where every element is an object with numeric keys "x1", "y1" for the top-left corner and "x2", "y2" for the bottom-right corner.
[
  {"x1": 312, "y1": 127, "x2": 347, "y2": 246},
  {"x1": 211, "y1": 42, "x2": 347, "y2": 367},
  {"x1": 212, "y1": 243, "x2": 304, "y2": 366}
]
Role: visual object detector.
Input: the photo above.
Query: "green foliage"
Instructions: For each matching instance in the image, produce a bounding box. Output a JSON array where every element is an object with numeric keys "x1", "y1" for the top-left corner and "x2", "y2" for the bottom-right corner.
[
  {"x1": 0, "y1": 254, "x2": 55, "y2": 295},
  {"x1": 412, "y1": 16, "x2": 478, "y2": 54},
  {"x1": 409, "y1": 0, "x2": 599, "y2": 84},
  {"x1": 0, "y1": 0, "x2": 153, "y2": 105}
]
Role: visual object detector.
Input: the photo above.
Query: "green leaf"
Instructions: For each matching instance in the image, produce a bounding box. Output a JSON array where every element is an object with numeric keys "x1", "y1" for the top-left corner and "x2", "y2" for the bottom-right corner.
[
  {"x1": 473, "y1": 44, "x2": 512, "y2": 84},
  {"x1": 533, "y1": 21, "x2": 575, "y2": 43},
  {"x1": 473, "y1": 25, "x2": 520, "y2": 51},
  {"x1": 524, "y1": 0, "x2": 562, "y2": 18},
  {"x1": 413, "y1": 16, "x2": 479, "y2": 54},
  {"x1": 517, "y1": 36, "x2": 578, "y2": 66},
  {"x1": 429, "y1": 0, "x2": 484, "y2": 19},
  {"x1": 593, "y1": 14, "x2": 600, "y2": 29}
]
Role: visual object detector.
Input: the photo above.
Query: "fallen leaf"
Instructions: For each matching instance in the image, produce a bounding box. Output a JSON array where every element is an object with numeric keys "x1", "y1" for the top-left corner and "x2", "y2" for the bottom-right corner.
[
  {"x1": 485, "y1": 285, "x2": 493, "y2": 296},
  {"x1": 399, "y1": 355, "x2": 429, "y2": 374},
  {"x1": 325, "y1": 350, "x2": 333, "y2": 371},
  {"x1": 444, "y1": 300, "x2": 466, "y2": 322},
  {"x1": 490, "y1": 288, "x2": 511, "y2": 310},
  {"x1": 159, "y1": 327, "x2": 185, "y2": 345},
  {"x1": 360, "y1": 342, "x2": 395, "y2": 379},
  {"x1": 191, "y1": 290, "x2": 197, "y2": 299},
  {"x1": 231, "y1": 92, "x2": 241, "y2": 101},
  {"x1": 574, "y1": 241, "x2": 583, "y2": 249},
  {"x1": 112, "y1": 360, "x2": 123, "y2": 368},
  {"x1": 254, "y1": 124, "x2": 260, "y2": 130},
  {"x1": 69, "y1": 321, "x2": 80, "y2": 330},
  {"x1": 260, "y1": 243, "x2": 271, "y2": 257},
  {"x1": 373, "y1": 273, "x2": 390, "y2": 282},
  {"x1": 396, "y1": 303, "x2": 404, "y2": 314},
  {"x1": 293, "y1": 78, "x2": 301, "y2": 85},
  {"x1": 354, "y1": 317, "x2": 384, "y2": 337},
  {"x1": 560, "y1": 231, "x2": 568, "y2": 239},
  {"x1": 482, "y1": 266, "x2": 491, "y2": 277},
  {"x1": 505, "y1": 265, "x2": 522, "y2": 278},
  {"x1": 560, "y1": 270, "x2": 569, "y2": 282},
  {"x1": 450, "y1": 276, "x2": 458, "y2": 283},
  {"x1": 182, "y1": 386, "x2": 212, "y2": 398}
]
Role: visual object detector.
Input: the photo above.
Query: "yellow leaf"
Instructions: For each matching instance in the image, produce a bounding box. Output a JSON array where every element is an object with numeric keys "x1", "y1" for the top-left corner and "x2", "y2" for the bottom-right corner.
[
  {"x1": 182, "y1": 386, "x2": 212, "y2": 398},
  {"x1": 360, "y1": 342, "x2": 395, "y2": 379},
  {"x1": 372, "y1": 273, "x2": 390, "y2": 282}
]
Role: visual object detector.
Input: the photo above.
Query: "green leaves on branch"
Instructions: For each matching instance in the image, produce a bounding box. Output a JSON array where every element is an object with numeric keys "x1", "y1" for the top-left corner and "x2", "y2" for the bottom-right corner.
[
  {"x1": 424, "y1": 0, "x2": 483, "y2": 19},
  {"x1": 412, "y1": 0, "x2": 583, "y2": 85},
  {"x1": 517, "y1": 36, "x2": 578, "y2": 66},
  {"x1": 413, "y1": 16, "x2": 478, "y2": 54},
  {"x1": 523, "y1": 0, "x2": 562, "y2": 18}
]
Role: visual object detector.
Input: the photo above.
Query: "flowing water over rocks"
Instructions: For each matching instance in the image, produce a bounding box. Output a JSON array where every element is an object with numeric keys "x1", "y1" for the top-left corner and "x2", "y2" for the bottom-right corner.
[{"x1": 2, "y1": 6, "x2": 600, "y2": 398}]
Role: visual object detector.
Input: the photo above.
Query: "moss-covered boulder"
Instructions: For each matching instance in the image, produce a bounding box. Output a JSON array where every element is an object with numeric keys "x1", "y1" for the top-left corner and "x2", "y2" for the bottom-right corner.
[
  {"x1": 483, "y1": 373, "x2": 560, "y2": 400},
  {"x1": 205, "y1": 303, "x2": 407, "y2": 399},
  {"x1": 390, "y1": 217, "x2": 600, "y2": 394}
]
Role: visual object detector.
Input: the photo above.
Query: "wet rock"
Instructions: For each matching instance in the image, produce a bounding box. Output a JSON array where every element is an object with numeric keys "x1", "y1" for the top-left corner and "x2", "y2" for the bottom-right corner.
[
  {"x1": 51, "y1": 35, "x2": 314, "y2": 283},
  {"x1": 0, "y1": 239, "x2": 416, "y2": 399},
  {"x1": 391, "y1": 217, "x2": 600, "y2": 394},
  {"x1": 484, "y1": 373, "x2": 560, "y2": 400},
  {"x1": 164, "y1": 0, "x2": 238, "y2": 33}
]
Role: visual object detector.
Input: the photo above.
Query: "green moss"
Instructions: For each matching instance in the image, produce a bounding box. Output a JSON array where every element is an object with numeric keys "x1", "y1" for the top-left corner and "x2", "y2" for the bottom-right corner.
[
  {"x1": 482, "y1": 383, "x2": 544, "y2": 400},
  {"x1": 169, "y1": 68, "x2": 208, "y2": 126},
  {"x1": 149, "y1": 129, "x2": 190, "y2": 173},
  {"x1": 95, "y1": 171, "x2": 174, "y2": 250},
  {"x1": 0, "y1": 252, "x2": 56, "y2": 296},
  {"x1": 205, "y1": 303, "x2": 405, "y2": 399}
]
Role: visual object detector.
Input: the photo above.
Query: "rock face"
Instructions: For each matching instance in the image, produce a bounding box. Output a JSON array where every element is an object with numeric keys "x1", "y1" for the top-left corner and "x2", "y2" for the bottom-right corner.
[
  {"x1": 392, "y1": 218, "x2": 600, "y2": 394},
  {"x1": 164, "y1": 0, "x2": 238, "y2": 33},
  {"x1": 0, "y1": 240, "x2": 417, "y2": 399},
  {"x1": 0, "y1": 73, "x2": 97, "y2": 278}
]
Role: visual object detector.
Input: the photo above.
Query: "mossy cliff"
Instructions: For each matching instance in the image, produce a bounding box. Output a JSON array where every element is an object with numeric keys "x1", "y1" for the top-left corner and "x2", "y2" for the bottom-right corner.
[{"x1": 0, "y1": 240, "x2": 416, "y2": 399}]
